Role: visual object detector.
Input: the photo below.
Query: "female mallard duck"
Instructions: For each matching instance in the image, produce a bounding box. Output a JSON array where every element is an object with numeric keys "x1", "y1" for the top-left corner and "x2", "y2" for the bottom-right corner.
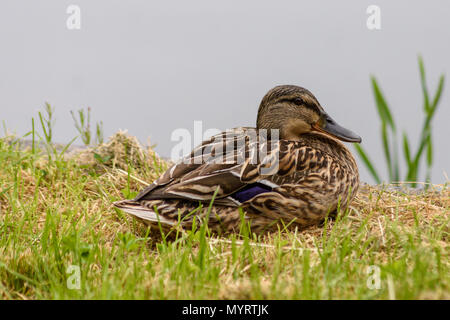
[{"x1": 114, "y1": 85, "x2": 361, "y2": 234}]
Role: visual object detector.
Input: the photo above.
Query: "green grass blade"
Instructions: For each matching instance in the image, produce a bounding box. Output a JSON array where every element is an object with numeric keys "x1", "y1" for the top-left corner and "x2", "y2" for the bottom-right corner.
[
  {"x1": 31, "y1": 118, "x2": 35, "y2": 155},
  {"x1": 38, "y1": 112, "x2": 49, "y2": 143},
  {"x1": 418, "y1": 55, "x2": 430, "y2": 112},
  {"x1": 405, "y1": 59, "x2": 444, "y2": 184},
  {"x1": 354, "y1": 144, "x2": 381, "y2": 184},
  {"x1": 381, "y1": 123, "x2": 393, "y2": 181},
  {"x1": 371, "y1": 76, "x2": 396, "y2": 131},
  {"x1": 431, "y1": 75, "x2": 445, "y2": 112},
  {"x1": 402, "y1": 132, "x2": 411, "y2": 166},
  {"x1": 392, "y1": 134, "x2": 400, "y2": 182},
  {"x1": 59, "y1": 136, "x2": 79, "y2": 158},
  {"x1": 426, "y1": 134, "x2": 433, "y2": 167}
]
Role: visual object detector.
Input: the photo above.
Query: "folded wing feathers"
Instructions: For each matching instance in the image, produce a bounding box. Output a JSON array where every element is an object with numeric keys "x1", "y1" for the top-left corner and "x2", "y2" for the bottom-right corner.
[
  {"x1": 132, "y1": 128, "x2": 304, "y2": 205},
  {"x1": 113, "y1": 200, "x2": 176, "y2": 226}
]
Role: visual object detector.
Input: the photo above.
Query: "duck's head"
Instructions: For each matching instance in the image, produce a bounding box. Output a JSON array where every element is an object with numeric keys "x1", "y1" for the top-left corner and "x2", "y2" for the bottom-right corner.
[{"x1": 256, "y1": 85, "x2": 362, "y2": 143}]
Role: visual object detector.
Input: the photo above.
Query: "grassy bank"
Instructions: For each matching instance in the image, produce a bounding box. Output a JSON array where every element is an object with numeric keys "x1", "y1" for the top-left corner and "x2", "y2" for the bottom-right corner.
[{"x1": 0, "y1": 132, "x2": 448, "y2": 299}]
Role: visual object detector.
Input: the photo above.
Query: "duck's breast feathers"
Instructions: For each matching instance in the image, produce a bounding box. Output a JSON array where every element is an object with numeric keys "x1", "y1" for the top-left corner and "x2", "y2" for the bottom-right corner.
[{"x1": 134, "y1": 128, "x2": 351, "y2": 205}]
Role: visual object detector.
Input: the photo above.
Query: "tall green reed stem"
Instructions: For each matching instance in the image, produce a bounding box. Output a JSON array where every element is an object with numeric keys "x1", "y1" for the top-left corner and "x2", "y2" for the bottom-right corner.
[{"x1": 355, "y1": 56, "x2": 445, "y2": 187}]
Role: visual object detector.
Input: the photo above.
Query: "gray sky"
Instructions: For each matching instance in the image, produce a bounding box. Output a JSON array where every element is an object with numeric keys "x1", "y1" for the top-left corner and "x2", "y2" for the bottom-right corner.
[{"x1": 1, "y1": 0, "x2": 449, "y2": 183}]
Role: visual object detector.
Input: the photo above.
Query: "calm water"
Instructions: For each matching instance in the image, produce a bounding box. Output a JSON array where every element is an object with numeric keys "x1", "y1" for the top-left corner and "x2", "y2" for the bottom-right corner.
[{"x1": 1, "y1": 0, "x2": 449, "y2": 183}]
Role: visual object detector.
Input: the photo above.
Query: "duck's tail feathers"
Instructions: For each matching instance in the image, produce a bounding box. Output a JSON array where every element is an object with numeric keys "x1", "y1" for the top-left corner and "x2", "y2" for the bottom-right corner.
[{"x1": 113, "y1": 200, "x2": 176, "y2": 226}]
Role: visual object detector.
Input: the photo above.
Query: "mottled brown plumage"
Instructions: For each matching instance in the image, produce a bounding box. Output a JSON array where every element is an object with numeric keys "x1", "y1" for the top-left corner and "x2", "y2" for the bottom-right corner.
[{"x1": 114, "y1": 85, "x2": 362, "y2": 234}]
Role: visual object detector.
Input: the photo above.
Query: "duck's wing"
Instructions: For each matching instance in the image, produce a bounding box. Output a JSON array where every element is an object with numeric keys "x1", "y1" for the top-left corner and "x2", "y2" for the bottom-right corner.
[{"x1": 133, "y1": 127, "x2": 301, "y2": 206}]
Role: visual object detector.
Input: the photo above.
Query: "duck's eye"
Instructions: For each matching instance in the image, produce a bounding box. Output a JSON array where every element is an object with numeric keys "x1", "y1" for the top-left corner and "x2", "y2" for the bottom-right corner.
[{"x1": 292, "y1": 97, "x2": 304, "y2": 105}]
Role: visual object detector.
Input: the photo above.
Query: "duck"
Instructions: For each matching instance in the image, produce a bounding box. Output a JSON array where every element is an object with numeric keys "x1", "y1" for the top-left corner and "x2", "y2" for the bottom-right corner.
[{"x1": 114, "y1": 85, "x2": 362, "y2": 234}]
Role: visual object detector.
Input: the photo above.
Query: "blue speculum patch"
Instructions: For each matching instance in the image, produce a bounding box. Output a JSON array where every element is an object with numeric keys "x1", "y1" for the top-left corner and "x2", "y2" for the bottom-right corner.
[{"x1": 231, "y1": 183, "x2": 273, "y2": 203}]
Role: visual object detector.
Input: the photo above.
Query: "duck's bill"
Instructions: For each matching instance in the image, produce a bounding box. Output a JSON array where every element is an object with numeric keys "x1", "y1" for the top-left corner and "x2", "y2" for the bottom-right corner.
[{"x1": 313, "y1": 113, "x2": 362, "y2": 143}]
